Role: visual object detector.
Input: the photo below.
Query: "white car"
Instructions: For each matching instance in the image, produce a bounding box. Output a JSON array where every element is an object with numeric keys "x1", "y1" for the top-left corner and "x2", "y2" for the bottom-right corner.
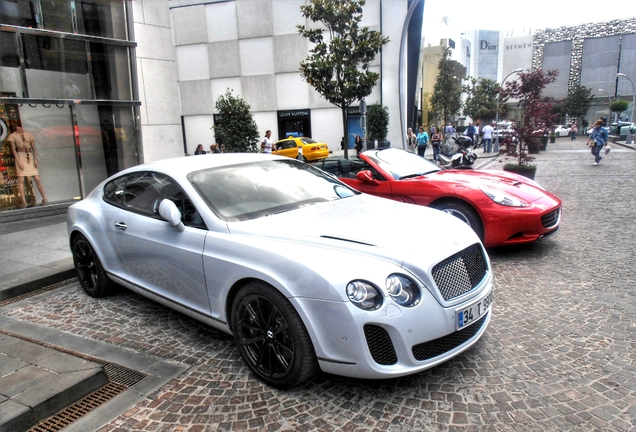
[
  {"x1": 67, "y1": 153, "x2": 494, "y2": 388},
  {"x1": 553, "y1": 125, "x2": 571, "y2": 137}
]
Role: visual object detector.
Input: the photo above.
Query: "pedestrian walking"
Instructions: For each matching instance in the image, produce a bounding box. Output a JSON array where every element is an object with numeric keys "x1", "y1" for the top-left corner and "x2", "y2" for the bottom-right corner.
[
  {"x1": 482, "y1": 122, "x2": 494, "y2": 153},
  {"x1": 261, "y1": 130, "x2": 273, "y2": 154},
  {"x1": 355, "y1": 135, "x2": 363, "y2": 155},
  {"x1": 194, "y1": 144, "x2": 206, "y2": 155},
  {"x1": 406, "y1": 128, "x2": 417, "y2": 153},
  {"x1": 464, "y1": 122, "x2": 476, "y2": 144},
  {"x1": 431, "y1": 130, "x2": 442, "y2": 162},
  {"x1": 416, "y1": 126, "x2": 429, "y2": 158},
  {"x1": 587, "y1": 119, "x2": 608, "y2": 166},
  {"x1": 569, "y1": 123, "x2": 578, "y2": 140}
]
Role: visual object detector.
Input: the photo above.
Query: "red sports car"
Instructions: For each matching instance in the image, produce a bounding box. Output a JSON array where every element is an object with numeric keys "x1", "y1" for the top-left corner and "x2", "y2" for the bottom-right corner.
[{"x1": 312, "y1": 148, "x2": 561, "y2": 247}]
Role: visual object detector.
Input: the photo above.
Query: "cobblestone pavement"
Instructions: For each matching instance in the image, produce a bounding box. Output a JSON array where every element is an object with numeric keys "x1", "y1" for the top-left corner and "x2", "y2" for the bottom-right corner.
[{"x1": 3, "y1": 138, "x2": 635, "y2": 431}]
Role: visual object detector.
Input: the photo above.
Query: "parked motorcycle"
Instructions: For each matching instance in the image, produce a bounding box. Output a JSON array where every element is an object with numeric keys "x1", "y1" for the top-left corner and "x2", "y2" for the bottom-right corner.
[{"x1": 436, "y1": 135, "x2": 478, "y2": 169}]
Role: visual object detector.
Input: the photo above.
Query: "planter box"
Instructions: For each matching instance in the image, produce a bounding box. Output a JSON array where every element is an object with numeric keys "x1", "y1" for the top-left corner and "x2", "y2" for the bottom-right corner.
[{"x1": 503, "y1": 164, "x2": 537, "y2": 180}]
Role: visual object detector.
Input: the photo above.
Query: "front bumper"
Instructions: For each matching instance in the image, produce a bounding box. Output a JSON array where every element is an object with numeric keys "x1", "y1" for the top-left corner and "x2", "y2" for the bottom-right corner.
[{"x1": 290, "y1": 272, "x2": 494, "y2": 380}]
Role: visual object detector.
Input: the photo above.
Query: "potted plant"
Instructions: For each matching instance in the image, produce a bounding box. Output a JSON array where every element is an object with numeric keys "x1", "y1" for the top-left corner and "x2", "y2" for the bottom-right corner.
[
  {"x1": 367, "y1": 104, "x2": 390, "y2": 148},
  {"x1": 498, "y1": 70, "x2": 560, "y2": 180}
]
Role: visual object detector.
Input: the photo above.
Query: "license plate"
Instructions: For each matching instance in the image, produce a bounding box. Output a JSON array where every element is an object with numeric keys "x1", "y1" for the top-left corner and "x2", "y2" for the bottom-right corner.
[{"x1": 456, "y1": 289, "x2": 493, "y2": 330}]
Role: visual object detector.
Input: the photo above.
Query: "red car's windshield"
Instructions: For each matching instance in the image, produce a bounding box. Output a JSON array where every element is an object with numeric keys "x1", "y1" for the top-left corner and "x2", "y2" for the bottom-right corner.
[{"x1": 364, "y1": 148, "x2": 441, "y2": 180}]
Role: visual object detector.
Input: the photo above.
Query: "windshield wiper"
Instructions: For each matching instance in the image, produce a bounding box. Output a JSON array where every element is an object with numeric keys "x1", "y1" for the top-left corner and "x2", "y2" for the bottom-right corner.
[{"x1": 399, "y1": 173, "x2": 427, "y2": 180}]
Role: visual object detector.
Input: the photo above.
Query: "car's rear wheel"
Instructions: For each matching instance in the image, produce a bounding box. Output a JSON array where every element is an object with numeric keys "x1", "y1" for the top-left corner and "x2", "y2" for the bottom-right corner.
[
  {"x1": 72, "y1": 233, "x2": 114, "y2": 297},
  {"x1": 434, "y1": 201, "x2": 485, "y2": 241},
  {"x1": 231, "y1": 282, "x2": 318, "y2": 389}
]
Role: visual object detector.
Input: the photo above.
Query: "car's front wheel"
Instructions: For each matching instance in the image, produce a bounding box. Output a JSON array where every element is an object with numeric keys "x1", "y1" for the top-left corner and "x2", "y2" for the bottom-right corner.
[
  {"x1": 71, "y1": 233, "x2": 114, "y2": 297},
  {"x1": 434, "y1": 201, "x2": 485, "y2": 242},
  {"x1": 231, "y1": 282, "x2": 318, "y2": 389}
]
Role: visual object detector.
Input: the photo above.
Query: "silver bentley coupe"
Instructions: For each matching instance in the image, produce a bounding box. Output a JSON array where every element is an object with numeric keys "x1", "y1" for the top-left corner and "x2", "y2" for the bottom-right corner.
[{"x1": 67, "y1": 153, "x2": 494, "y2": 388}]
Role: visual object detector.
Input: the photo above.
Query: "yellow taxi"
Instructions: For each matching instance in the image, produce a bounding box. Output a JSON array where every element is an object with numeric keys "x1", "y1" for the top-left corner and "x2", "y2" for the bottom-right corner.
[{"x1": 272, "y1": 137, "x2": 329, "y2": 162}]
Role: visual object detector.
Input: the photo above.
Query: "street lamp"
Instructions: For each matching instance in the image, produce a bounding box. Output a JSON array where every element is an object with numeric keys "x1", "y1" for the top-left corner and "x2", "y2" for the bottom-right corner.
[
  {"x1": 598, "y1": 88, "x2": 611, "y2": 126},
  {"x1": 616, "y1": 73, "x2": 635, "y2": 123},
  {"x1": 494, "y1": 68, "x2": 522, "y2": 152}
]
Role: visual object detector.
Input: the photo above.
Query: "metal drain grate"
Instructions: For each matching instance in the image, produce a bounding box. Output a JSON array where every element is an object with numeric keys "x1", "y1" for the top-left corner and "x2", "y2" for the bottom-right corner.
[
  {"x1": 0, "y1": 330, "x2": 148, "y2": 432},
  {"x1": 0, "y1": 278, "x2": 77, "y2": 307}
]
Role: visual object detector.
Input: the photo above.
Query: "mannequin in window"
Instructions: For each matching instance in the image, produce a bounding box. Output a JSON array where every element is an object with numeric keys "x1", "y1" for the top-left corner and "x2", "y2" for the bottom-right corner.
[{"x1": 7, "y1": 125, "x2": 48, "y2": 207}]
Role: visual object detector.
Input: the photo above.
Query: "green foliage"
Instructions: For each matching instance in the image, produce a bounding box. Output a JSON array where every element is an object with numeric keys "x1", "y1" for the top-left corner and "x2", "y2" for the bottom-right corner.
[
  {"x1": 367, "y1": 105, "x2": 389, "y2": 142},
  {"x1": 463, "y1": 77, "x2": 502, "y2": 123},
  {"x1": 563, "y1": 85, "x2": 593, "y2": 120},
  {"x1": 298, "y1": 0, "x2": 388, "y2": 158},
  {"x1": 213, "y1": 89, "x2": 260, "y2": 153},
  {"x1": 431, "y1": 47, "x2": 462, "y2": 124},
  {"x1": 610, "y1": 99, "x2": 630, "y2": 114}
]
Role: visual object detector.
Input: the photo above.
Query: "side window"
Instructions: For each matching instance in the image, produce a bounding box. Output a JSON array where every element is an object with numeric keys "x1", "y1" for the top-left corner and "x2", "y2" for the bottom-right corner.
[
  {"x1": 104, "y1": 172, "x2": 206, "y2": 228},
  {"x1": 123, "y1": 172, "x2": 167, "y2": 216},
  {"x1": 103, "y1": 175, "x2": 127, "y2": 207}
]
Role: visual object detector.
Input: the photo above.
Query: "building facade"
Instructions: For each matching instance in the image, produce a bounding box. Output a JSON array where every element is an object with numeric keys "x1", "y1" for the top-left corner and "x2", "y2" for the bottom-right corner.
[
  {"x1": 171, "y1": 0, "x2": 422, "y2": 154},
  {"x1": 0, "y1": 0, "x2": 422, "y2": 214}
]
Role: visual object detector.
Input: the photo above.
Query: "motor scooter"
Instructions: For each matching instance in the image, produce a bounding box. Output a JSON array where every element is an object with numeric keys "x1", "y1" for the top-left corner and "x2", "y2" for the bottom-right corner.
[{"x1": 436, "y1": 135, "x2": 478, "y2": 169}]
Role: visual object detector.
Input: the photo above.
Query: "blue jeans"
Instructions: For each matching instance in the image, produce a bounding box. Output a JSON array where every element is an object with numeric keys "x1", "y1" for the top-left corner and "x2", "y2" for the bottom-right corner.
[
  {"x1": 418, "y1": 145, "x2": 427, "y2": 157},
  {"x1": 593, "y1": 143, "x2": 604, "y2": 163},
  {"x1": 483, "y1": 138, "x2": 492, "y2": 153},
  {"x1": 432, "y1": 144, "x2": 440, "y2": 161}
]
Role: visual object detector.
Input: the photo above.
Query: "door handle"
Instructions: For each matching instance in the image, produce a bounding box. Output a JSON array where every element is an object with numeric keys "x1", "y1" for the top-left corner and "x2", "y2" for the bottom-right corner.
[{"x1": 115, "y1": 222, "x2": 127, "y2": 231}]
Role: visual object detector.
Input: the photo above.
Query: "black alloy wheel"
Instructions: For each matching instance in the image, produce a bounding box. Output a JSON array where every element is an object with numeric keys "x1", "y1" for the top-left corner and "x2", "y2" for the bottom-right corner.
[
  {"x1": 231, "y1": 282, "x2": 318, "y2": 389},
  {"x1": 72, "y1": 234, "x2": 113, "y2": 297}
]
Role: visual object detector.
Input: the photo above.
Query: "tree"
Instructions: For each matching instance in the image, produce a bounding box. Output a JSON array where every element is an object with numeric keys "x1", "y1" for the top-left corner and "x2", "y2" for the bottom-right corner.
[
  {"x1": 213, "y1": 89, "x2": 260, "y2": 153},
  {"x1": 298, "y1": 0, "x2": 389, "y2": 159},
  {"x1": 366, "y1": 104, "x2": 389, "y2": 143},
  {"x1": 610, "y1": 100, "x2": 630, "y2": 121},
  {"x1": 563, "y1": 85, "x2": 593, "y2": 124},
  {"x1": 431, "y1": 47, "x2": 462, "y2": 125},
  {"x1": 502, "y1": 70, "x2": 560, "y2": 166},
  {"x1": 463, "y1": 77, "x2": 503, "y2": 124}
]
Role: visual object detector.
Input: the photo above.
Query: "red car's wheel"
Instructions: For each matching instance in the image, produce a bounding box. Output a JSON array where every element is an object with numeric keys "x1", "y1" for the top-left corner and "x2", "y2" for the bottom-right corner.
[{"x1": 434, "y1": 201, "x2": 484, "y2": 242}]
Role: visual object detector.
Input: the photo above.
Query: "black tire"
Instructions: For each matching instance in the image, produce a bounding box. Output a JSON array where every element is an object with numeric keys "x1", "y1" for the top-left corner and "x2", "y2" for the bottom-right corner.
[
  {"x1": 434, "y1": 201, "x2": 485, "y2": 241},
  {"x1": 231, "y1": 282, "x2": 318, "y2": 389},
  {"x1": 72, "y1": 233, "x2": 114, "y2": 297}
]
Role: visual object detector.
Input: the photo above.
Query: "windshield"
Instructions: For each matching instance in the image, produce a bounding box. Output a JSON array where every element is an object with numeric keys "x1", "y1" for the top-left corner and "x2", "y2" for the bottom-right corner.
[
  {"x1": 189, "y1": 159, "x2": 357, "y2": 221},
  {"x1": 365, "y1": 148, "x2": 441, "y2": 180}
]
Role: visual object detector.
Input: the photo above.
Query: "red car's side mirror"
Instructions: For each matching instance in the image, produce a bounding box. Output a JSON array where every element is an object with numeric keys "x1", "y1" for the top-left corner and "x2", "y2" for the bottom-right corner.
[{"x1": 357, "y1": 170, "x2": 380, "y2": 185}]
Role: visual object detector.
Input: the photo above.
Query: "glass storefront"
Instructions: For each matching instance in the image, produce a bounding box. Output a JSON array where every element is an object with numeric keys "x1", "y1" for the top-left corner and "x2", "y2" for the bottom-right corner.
[
  {"x1": 277, "y1": 109, "x2": 311, "y2": 140},
  {"x1": 0, "y1": 0, "x2": 139, "y2": 212}
]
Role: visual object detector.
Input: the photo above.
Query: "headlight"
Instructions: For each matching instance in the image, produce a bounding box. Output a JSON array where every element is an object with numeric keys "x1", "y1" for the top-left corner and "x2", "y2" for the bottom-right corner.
[
  {"x1": 386, "y1": 274, "x2": 420, "y2": 307},
  {"x1": 480, "y1": 186, "x2": 526, "y2": 207},
  {"x1": 346, "y1": 280, "x2": 383, "y2": 310}
]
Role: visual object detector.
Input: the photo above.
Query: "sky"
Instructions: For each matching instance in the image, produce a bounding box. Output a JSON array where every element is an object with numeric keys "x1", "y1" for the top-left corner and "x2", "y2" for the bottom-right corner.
[{"x1": 422, "y1": 0, "x2": 634, "y2": 36}]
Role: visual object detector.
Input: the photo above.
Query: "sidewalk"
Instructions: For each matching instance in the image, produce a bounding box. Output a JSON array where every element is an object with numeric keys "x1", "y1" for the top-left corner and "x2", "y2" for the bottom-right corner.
[{"x1": 1, "y1": 137, "x2": 632, "y2": 431}]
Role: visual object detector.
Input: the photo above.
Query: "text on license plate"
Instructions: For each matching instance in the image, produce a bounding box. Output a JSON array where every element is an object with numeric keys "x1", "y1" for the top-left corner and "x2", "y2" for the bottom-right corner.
[{"x1": 456, "y1": 290, "x2": 493, "y2": 330}]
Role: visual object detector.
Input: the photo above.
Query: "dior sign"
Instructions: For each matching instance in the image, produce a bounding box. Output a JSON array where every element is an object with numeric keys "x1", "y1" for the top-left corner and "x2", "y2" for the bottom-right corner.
[{"x1": 480, "y1": 40, "x2": 497, "y2": 50}]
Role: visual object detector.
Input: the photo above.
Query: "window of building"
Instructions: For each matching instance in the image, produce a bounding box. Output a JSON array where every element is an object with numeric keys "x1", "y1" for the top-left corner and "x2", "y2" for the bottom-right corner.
[{"x1": 0, "y1": 0, "x2": 127, "y2": 39}]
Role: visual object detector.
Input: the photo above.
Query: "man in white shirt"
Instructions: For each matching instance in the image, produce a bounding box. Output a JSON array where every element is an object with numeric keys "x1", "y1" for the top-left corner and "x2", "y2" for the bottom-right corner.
[{"x1": 482, "y1": 122, "x2": 494, "y2": 153}]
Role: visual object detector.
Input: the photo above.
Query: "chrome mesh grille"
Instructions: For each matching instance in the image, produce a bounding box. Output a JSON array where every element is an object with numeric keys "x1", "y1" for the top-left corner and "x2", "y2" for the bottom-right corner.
[
  {"x1": 541, "y1": 207, "x2": 561, "y2": 228},
  {"x1": 432, "y1": 243, "x2": 487, "y2": 301}
]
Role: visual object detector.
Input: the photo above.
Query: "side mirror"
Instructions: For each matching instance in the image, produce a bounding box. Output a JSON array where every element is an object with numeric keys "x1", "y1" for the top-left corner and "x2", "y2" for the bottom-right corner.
[
  {"x1": 159, "y1": 199, "x2": 185, "y2": 232},
  {"x1": 356, "y1": 170, "x2": 380, "y2": 185}
]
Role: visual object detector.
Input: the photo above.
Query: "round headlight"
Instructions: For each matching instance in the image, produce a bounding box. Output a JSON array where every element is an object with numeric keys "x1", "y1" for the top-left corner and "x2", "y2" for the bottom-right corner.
[
  {"x1": 386, "y1": 275, "x2": 420, "y2": 307},
  {"x1": 346, "y1": 280, "x2": 382, "y2": 310}
]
